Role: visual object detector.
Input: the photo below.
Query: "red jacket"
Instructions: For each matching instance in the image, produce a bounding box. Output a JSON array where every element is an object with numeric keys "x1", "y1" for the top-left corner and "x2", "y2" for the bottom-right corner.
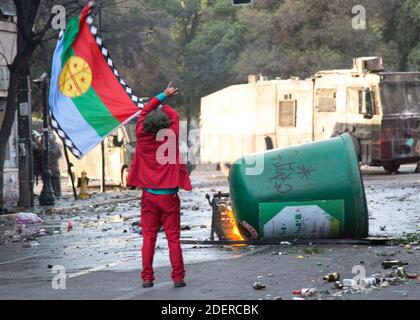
[{"x1": 126, "y1": 97, "x2": 192, "y2": 191}]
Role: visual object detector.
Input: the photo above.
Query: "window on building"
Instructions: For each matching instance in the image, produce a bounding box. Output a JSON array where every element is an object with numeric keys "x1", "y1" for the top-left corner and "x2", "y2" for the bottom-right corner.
[
  {"x1": 316, "y1": 88, "x2": 336, "y2": 112},
  {"x1": 278, "y1": 100, "x2": 297, "y2": 127}
]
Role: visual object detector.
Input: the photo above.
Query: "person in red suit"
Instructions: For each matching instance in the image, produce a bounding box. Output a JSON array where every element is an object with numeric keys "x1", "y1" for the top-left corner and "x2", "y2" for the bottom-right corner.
[{"x1": 127, "y1": 82, "x2": 192, "y2": 288}]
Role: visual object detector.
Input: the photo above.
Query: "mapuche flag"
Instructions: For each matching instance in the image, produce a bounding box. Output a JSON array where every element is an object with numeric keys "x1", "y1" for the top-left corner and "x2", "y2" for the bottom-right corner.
[{"x1": 49, "y1": 1, "x2": 143, "y2": 158}]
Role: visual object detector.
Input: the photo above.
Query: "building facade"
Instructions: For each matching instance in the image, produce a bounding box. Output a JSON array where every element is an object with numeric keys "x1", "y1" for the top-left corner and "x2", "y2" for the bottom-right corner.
[{"x1": 0, "y1": 1, "x2": 19, "y2": 208}]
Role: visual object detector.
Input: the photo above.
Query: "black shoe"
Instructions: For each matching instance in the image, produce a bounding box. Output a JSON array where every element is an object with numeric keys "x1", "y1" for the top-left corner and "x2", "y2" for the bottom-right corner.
[
  {"x1": 142, "y1": 280, "x2": 154, "y2": 288},
  {"x1": 174, "y1": 281, "x2": 186, "y2": 288}
]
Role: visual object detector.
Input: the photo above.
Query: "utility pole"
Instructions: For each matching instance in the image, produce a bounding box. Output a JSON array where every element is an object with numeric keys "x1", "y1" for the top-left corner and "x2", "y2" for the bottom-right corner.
[{"x1": 17, "y1": 75, "x2": 34, "y2": 207}]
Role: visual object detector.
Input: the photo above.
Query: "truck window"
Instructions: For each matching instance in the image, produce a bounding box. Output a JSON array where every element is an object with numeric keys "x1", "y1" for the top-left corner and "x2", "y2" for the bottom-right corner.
[
  {"x1": 316, "y1": 89, "x2": 336, "y2": 112},
  {"x1": 381, "y1": 81, "x2": 420, "y2": 115},
  {"x1": 278, "y1": 100, "x2": 296, "y2": 127},
  {"x1": 347, "y1": 87, "x2": 377, "y2": 115},
  {"x1": 405, "y1": 82, "x2": 420, "y2": 113}
]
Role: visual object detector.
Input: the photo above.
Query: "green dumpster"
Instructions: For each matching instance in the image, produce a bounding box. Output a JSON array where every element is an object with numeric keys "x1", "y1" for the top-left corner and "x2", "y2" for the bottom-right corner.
[{"x1": 229, "y1": 133, "x2": 368, "y2": 240}]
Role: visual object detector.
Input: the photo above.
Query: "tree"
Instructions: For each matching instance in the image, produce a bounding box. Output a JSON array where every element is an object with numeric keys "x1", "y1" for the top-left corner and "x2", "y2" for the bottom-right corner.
[
  {"x1": 389, "y1": 0, "x2": 420, "y2": 70},
  {"x1": 234, "y1": 0, "x2": 399, "y2": 80},
  {"x1": 182, "y1": 2, "x2": 246, "y2": 117}
]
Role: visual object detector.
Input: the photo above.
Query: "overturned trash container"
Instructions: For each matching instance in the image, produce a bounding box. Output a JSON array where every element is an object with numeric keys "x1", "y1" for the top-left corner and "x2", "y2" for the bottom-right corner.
[{"x1": 229, "y1": 133, "x2": 368, "y2": 240}]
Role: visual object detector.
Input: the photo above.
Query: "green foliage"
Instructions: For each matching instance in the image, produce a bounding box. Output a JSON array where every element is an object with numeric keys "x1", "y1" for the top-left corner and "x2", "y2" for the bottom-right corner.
[{"x1": 408, "y1": 45, "x2": 420, "y2": 70}]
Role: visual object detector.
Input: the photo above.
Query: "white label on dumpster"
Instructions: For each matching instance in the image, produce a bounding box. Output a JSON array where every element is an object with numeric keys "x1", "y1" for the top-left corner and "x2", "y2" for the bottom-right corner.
[{"x1": 263, "y1": 205, "x2": 339, "y2": 239}]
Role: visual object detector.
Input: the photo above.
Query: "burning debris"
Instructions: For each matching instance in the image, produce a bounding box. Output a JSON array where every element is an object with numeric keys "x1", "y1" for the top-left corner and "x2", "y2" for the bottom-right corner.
[{"x1": 207, "y1": 193, "x2": 245, "y2": 243}]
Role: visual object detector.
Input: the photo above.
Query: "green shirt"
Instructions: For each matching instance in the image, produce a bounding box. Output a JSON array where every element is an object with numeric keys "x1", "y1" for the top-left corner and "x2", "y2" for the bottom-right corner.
[{"x1": 144, "y1": 188, "x2": 179, "y2": 195}]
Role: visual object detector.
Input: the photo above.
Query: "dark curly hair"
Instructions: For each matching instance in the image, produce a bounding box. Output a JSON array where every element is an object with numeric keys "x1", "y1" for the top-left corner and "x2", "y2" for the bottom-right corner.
[{"x1": 143, "y1": 109, "x2": 172, "y2": 134}]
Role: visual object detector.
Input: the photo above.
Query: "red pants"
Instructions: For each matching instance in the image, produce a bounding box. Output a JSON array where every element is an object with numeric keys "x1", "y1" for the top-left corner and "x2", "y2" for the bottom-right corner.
[{"x1": 140, "y1": 190, "x2": 185, "y2": 282}]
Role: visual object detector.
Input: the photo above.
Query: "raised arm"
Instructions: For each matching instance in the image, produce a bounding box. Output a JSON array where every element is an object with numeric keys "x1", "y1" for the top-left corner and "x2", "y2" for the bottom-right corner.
[{"x1": 138, "y1": 82, "x2": 179, "y2": 124}]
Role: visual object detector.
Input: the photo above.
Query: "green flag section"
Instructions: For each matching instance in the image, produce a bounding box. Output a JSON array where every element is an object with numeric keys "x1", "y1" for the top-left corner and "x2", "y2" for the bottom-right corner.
[
  {"x1": 49, "y1": 1, "x2": 143, "y2": 158},
  {"x1": 259, "y1": 200, "x2": 345, "y2": 239}
]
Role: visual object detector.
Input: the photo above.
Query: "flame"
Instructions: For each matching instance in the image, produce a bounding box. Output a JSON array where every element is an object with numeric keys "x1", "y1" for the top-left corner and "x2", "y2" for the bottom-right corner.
[{"x1": 220, "y1": 205, "x2": 245, "y2": 245}]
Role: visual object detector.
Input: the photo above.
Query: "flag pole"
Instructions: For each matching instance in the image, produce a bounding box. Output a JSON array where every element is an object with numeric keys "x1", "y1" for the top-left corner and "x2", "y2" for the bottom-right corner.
[
  {"x1": 98, "y1": 1, "x2": 106, "y2": 194},
  {"x1": 62, "y1": 142, "x2": 78, "y2": 200}
]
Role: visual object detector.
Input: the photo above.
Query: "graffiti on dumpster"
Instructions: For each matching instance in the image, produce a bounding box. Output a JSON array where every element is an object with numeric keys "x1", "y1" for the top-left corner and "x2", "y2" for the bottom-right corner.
[
  {"x1": 269, "y1": 150, "x2": 316, "y2": 194},
  {"x1": 296, "y1": 165, "x2": 315, "y2": 181}
]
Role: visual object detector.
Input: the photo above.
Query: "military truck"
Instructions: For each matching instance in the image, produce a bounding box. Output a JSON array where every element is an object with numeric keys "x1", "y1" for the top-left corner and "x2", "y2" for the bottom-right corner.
[{"x1": 200, "y1": 57, "x2": 420, "y2": 174}]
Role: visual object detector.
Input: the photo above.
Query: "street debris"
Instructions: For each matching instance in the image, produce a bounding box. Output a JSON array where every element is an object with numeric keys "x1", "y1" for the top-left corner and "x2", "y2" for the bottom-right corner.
[
  {"x1": 382, "y1": 260, "x2": 408, "y2": 269},
  {"x1": 252, "y1": 282, "x2": 266, "y2": 290},
  {"x1": 323, "y1": 273, "x2": 340, "y2": 282},
  {"x1": 15, "y1": 213, "x2": 42, "y2": 225},
  {"x1": 292, "y1": 288, "x2": 320, "y2": 299}
]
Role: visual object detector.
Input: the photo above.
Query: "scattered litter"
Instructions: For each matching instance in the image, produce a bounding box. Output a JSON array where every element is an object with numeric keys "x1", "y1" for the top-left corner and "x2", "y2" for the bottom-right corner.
[
  {"x1": 15, "y1": 213, "x2": 42, "y2": 225},
  {"x1": 334, "y1": 281, "x2": 344, "y2": 290},
  {"x1": 342, "y1": 279, "x2": 357, "y2": 287},
  {"x1": 382, "y1": 260, "x2": 408, "y2": 269},
  {"x1": 323, "y1": 273, "x2": 340, "y2": 282},
  {"x1": 252, "y1": 282, "x2": 266, "y2": 290},
  {"x1": 292, "y1": 288, "x2": 319, "y2": 299},
  {"x1": 360, "y1": 277, "x2": 377, "y2": 287},
  {"x1": 67, "y1": 220, "x2": 74, "y2": 232}
]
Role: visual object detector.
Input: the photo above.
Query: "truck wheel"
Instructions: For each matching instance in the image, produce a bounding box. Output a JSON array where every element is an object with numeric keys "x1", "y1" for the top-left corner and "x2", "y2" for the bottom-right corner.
[{"x1": 383, "y1": 163, "x2": 400, "y2": 174}]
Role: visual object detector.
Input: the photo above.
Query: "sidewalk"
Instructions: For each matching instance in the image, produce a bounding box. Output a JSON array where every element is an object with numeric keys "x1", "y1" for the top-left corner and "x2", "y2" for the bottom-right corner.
[{"x1": 2, "y1": 244, "x2": 419, "y2": 300}]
